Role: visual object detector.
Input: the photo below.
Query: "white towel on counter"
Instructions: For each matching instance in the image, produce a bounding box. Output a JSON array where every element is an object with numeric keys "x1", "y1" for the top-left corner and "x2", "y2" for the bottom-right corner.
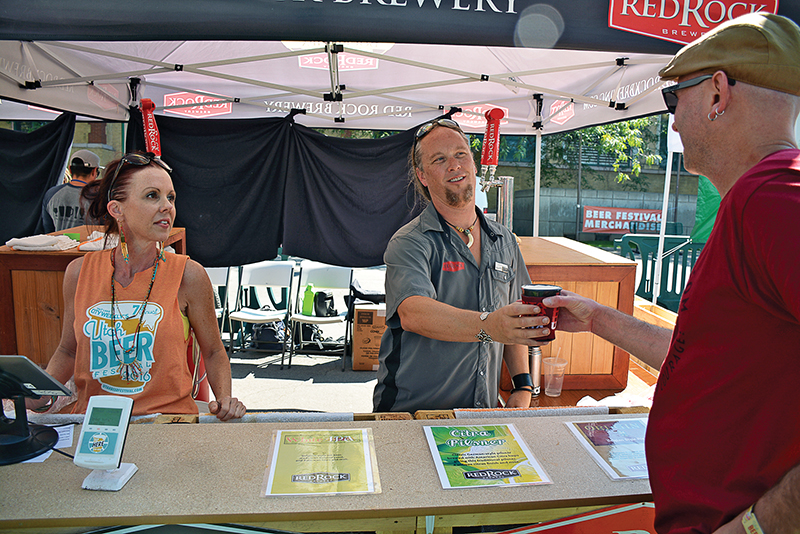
[
  {"x1": 78, "y1": 231, "x2": 118, "y2": 251},
  {"x1": 5, "y1": 234, "x2": 80, "y2": 251}
]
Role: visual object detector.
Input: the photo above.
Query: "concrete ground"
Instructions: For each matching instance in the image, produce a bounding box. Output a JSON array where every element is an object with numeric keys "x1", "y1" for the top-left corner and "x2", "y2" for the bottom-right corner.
[{"x1": 228, "y1": 265, "x2": 385, "y2": 413}]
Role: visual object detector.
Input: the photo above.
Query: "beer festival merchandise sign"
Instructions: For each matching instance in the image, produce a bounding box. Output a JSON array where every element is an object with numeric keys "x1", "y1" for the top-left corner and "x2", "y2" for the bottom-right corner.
[
  {"x1": 424, "y1": 424, "x2": 551, "y2": 489},
  {"x1": 582, "y1": 205, "x2": 663, "y2": 234},
  {"x1": 262, "y1": 428, "x2": 380, "y2": 496}
]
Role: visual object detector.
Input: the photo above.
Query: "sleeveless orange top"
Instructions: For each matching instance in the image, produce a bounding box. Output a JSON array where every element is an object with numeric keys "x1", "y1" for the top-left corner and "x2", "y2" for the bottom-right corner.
[{"x1": 72, "y1": 249, "x2": 197, "y2": 415}]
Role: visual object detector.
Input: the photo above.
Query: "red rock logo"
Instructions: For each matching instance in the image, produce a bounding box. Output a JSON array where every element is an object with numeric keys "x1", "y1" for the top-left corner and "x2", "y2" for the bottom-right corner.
[
  {"x1": 163, "y1": 92, "x2": 233, "y2": 117},
  {"x1": 608, "y1": 0, "x2": 779, "y2": 45},
  {"x1": 550, "y1": 100, "x2": 574, "y2": 126}
]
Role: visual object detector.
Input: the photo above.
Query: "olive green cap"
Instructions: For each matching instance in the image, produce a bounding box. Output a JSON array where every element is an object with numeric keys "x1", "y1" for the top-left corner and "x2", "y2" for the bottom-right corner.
[{"x1": 659, "y1": 13, "x2": 800, "y2": 96}]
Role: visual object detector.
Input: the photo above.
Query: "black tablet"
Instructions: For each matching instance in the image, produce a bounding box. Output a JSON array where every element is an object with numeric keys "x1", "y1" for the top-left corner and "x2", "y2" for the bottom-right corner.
[{"x1": 0, "y1": 355, "x2": 71, "y2": 397}]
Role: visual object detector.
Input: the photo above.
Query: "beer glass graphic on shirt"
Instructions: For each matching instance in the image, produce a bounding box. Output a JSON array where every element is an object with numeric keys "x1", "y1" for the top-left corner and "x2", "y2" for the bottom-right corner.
[{"x1": 84, "y1": 301, "x2": 165, "y2": 395}]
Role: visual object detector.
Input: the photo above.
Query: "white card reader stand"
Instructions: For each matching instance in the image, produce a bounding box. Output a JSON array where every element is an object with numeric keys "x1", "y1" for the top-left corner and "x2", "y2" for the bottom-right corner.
[
  {"x1": 81, "y1": 463, "x2": 139, "y2": 491},
  {"x1": 74, "y1": 395, "x2": 137, "y2": 491}
]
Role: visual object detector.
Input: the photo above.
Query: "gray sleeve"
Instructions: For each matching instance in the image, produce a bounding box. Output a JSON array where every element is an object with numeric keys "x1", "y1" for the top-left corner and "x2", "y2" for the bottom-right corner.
[
  {"x1": 511, "y1": 241, "x2": 531, "y2": 302},
  {"x1": 383, "y1": 233, "x2": 437, "y2": 327},
  {"x1": 41, "y1": 189, "x2": 56, "y2": 234}
]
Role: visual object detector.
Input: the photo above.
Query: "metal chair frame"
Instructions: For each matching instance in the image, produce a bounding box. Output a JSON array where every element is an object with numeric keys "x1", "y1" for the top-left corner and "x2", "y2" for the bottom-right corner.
[
  {"x1": 204, "y1": 266, "x2": 236, "y2": 346},
  {"x1": 227, "y1": 260, "x2": 295, "y2": 368},
  {"x1": 615, "y1": 233, "x2": 704, "y2": 312},
  {"x1": 288, "y1": 260, "x2": 353, "y2": 371}
]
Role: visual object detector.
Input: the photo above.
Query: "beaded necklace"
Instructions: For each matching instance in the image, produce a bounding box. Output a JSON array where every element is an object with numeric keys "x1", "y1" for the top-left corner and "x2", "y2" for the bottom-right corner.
[
  {"x1": 110, "y1": 248, "x2": 161, "y2": 381},
  {"x1": 445, "y1": 214, "x2": 479, "y2": 248}
]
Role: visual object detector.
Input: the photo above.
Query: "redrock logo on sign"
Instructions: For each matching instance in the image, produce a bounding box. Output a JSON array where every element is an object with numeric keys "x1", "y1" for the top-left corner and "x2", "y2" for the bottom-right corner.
[
  {"x1": 452, "y1": 104, "x2": 510, "y2": 131},
  {"x1": 163, "y1": 92, "x2": 233, "y2": 117},
  {"x1": 299, "y1": 53, "x2": 379, "y2": 71},
  {"x1": 608, "y1": 0, "x2": 779, "y2": 45},
  {"x1": 88, "y1": 84, "x2": 120, "y2": 111},
  {"x1": 549, "y1": 100, "x2": 574, "y2": 126}
]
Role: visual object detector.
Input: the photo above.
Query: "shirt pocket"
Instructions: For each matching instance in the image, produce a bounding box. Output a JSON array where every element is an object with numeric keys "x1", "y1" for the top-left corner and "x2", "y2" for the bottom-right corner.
[{"x1": 488, "y1": 265, "x2": 515, "y2": 307}]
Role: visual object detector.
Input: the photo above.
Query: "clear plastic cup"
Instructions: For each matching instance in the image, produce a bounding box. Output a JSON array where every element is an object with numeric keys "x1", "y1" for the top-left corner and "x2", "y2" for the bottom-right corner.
[{"x1": 543, "y1": 357, "x2": 568, "y2": 397}]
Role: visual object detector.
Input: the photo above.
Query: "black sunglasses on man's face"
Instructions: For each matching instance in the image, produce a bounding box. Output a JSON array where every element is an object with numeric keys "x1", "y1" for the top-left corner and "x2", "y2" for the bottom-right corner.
[{"x1": 661, "y1": 74, "x2": 736, "y2": 114}]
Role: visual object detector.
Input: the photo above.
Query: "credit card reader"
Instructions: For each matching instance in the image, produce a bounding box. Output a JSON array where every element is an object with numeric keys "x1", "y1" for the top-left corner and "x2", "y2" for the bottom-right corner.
[{"x1": 74, "y1": 395, "x2": 138, "y2": 490}]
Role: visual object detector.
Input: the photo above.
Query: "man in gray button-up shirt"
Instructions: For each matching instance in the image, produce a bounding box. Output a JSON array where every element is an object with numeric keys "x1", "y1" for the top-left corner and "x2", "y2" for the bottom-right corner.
[{"x1": 373, "y1": 119, "x2": 554, "y2": 413}]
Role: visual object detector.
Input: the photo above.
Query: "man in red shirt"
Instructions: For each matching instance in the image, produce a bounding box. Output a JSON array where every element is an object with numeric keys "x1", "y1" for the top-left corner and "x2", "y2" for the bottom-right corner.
[{"x1": 547, "y1": 13, "x2": 800, "y2": 534}]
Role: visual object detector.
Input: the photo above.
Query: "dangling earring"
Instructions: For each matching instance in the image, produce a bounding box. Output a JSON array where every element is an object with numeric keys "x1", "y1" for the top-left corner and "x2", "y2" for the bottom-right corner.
[
  {"x1": 708, "y1": 108, "x2": 724, "y2": 122},
  {"x1": 120, "y1": 226, "x2": 130, "y2": 264}
]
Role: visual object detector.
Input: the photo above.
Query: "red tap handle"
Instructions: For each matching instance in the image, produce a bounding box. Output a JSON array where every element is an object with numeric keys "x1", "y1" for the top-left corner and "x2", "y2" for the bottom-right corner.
[
  {"x1": 141, "y1": 98, "x2": 162, "y2": 157},
  {"x1": 480, "y1": 108, "x2": 505, "y2": 167}
]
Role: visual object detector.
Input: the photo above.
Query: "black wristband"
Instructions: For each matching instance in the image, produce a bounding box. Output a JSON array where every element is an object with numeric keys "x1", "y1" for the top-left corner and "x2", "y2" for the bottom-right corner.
[
  {"x1": 512, "y1": 373, "x2": 533, "y2": 390},
  {"x1": 31, "y1": 395, "x2": 56, "y2": 413}
]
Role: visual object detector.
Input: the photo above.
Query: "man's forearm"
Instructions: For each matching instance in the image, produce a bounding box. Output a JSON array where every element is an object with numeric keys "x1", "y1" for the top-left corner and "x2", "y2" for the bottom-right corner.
[
  {"x1": 591, "y1": 305, "x2": 672, "y2": 370},
  {"x1": 752, "y1": 462, "x2": 800, "y2": 534},
  {"x1": 503, "y1": 343, "x2": 529, "y2": 377},
  {"x1": 397, "y1": 296, "x2": 487, "y2": 343}
]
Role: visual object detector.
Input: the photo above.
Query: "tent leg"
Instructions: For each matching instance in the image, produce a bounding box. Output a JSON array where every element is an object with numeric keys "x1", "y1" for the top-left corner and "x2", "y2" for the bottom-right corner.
[{"x1": 653, "y1": 151, "x2": 674, "y2": 305}]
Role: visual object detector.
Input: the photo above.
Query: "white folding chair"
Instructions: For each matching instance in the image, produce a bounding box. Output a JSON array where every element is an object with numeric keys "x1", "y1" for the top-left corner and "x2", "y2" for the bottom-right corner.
[
  {"x1": 227, "y1": 260, "x2": 295, "y2": 368},
  {"x1": 204, "y1": 267, "x2": 230, "y2": 329},
  {"x1": 205, "y1": 266, "x2": 243, "y2": 349},
  {"x1": 289, "y1": 260, "x2": 353, "y2": 370}
]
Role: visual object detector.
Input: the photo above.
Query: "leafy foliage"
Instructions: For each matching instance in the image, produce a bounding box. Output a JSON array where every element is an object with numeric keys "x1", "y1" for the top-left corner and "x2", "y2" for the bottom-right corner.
[
  {"x1": 315, "y1": 117, "x2": 666, "y2": 192},
  {"x1": 479, "y1": 115, "x2": 666, "y2": 191}
]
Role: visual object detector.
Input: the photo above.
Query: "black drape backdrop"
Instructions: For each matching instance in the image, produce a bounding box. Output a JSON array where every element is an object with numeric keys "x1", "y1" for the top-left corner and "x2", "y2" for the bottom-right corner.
[
  {"x1": 128, "y1": 109, "x2": 423, "y2": 268},
  {"x1": 282, "y1": 125, "x2": 419, "y2": 267},
  {"x1": 129, "y1": 109, "x2": 287, "y2": 267},
  {"x1": 0, "y1": 112, "x2": 76, "y2": 244}
]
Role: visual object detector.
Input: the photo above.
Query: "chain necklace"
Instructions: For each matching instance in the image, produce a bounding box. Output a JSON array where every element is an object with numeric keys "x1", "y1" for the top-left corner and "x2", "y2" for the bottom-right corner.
[
  {"x1": 445, "y1": 214, "x2": 479, "y2": 248},
  {"x1": 110, "y1": 248, "x2": 161, "y2": 382}
]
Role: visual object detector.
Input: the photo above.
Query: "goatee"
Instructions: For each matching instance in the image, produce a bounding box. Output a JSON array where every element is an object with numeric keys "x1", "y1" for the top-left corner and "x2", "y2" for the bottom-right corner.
[{"x1": 445, "y1": 183, "x2": 474, "y2": 208}]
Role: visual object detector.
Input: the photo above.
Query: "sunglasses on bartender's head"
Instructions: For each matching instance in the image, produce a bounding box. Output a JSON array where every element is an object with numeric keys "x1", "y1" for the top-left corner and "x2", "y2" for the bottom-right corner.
[
  {"x1": 412, "y1": 118, "x2": 465, "y2": 167},
  {"x1": 661, "y1": 74, "x2": 736, "y2": 114},
  {"x1": 107, "y1": 152, "x2": 173, "y2": 202}
]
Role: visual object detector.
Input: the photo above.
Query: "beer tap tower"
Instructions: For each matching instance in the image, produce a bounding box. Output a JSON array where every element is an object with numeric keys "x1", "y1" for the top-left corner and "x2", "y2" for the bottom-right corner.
[{"x1": 479, "y1": 108, "x2": 514, "y2": 230}]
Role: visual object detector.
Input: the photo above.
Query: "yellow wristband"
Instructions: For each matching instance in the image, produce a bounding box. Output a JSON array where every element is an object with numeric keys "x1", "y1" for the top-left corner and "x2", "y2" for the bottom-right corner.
[{"x1": 742, "y1": 504, "x2": 765, "y2": 534}]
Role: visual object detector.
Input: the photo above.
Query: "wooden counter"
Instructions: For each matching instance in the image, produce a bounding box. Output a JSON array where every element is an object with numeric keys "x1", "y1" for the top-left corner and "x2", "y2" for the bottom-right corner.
[
  {"x1": 519, "y1": 237, "x2": 637, "y2": 390},
  {"x1": 0, "y1": 414, "x2": 651, "y2": 533},
  {"x1": 0, "y1": 225, "x2": 186, "y2": 367}
]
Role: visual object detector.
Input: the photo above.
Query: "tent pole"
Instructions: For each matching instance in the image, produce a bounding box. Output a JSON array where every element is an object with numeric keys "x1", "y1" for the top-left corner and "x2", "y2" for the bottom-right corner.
[
  {"x1": 533, "y1": 130, "x2": 542, "y2": 237},
  {"x1": 653, "y1": 151, "x2": 673, "y2": 305},
  {"x1": 576, "y1": 132, "x2": 582, "y2": 240}
]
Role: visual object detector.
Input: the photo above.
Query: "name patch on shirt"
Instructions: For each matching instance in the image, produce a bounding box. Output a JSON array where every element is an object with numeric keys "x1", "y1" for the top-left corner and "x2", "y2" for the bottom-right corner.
[
  {"x1": 442, "y1": 261, "x2": 465, "y2": 272},
  {"x1": 494, "y1": 262, "x2": 509, "y2": 273}
]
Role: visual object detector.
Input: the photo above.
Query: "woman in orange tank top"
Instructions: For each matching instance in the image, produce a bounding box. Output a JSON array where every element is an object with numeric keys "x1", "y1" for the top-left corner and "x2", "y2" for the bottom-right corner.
[{"x1": 28, "y1": 152, "x2": 246, "y2": 420}]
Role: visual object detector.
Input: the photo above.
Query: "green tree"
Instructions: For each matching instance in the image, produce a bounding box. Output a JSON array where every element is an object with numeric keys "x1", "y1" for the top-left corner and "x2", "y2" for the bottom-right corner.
[{"x1": 535, "y1": 116, "x2": 664, "y2": 191}]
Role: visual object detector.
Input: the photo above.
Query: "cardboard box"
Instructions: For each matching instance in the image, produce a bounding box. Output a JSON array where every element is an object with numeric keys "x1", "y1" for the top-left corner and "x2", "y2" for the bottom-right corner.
[{"x1": 352, "y1": 304, "x2": 386, "y2": 371}]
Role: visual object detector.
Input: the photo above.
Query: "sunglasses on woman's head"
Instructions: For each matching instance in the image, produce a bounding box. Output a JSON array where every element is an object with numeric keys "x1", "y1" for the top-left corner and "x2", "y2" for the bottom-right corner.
[{"x1": 107, "y1": 153, "x2": 173, "y2": 202}]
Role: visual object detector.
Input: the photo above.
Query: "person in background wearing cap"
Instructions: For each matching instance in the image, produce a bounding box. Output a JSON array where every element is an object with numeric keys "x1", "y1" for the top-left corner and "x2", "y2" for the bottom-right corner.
[
  {"x1": 41, "y1": 149, "x2": 102, "y2": 233},
  {"x1": 544, "y1": 13, "x2": 800, "y2": 534}
]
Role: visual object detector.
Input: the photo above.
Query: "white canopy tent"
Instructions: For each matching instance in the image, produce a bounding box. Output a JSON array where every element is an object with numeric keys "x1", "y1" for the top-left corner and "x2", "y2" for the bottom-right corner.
[
  {"x1": 0, "y1": 40, "x2": 670, "y2": 132},
  {"x1": 0, "y1": 39, "x2": 672, "y2": 237},
  {"x1": 2, "y1": 2, "x2": 795, "y2": 240}
]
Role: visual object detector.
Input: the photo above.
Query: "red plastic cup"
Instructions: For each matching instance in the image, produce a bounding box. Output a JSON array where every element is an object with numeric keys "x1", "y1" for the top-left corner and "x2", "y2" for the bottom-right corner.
[{"x1": 521, "y1": 284, "x2": 562, "y2": 341}]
